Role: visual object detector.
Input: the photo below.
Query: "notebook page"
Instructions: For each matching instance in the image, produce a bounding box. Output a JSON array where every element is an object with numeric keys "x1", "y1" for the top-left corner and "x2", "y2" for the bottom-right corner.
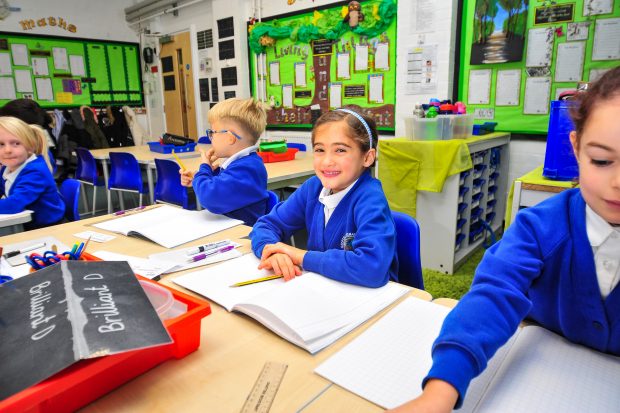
[
  {"x1": 315, "y1": 297, "x2": 451, "y2": 409},
  {"x1": 475, "y1": 325, "x2": 620, "y2": 413},
  {"x1": 172, "y1": 254, "x2": 278, "y2": 311},
  {"x1": 92, "y1": 205, "x2": 242, "y2": 248}
]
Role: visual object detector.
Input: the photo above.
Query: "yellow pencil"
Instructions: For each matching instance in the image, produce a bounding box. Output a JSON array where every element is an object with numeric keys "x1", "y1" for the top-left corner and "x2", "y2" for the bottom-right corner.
[
  {"x1": 172, "y1": 152, "x2": 187, "y2": 170},
  {"x1": 230, "y1": 274, "x2": 283, "y2": 288}
]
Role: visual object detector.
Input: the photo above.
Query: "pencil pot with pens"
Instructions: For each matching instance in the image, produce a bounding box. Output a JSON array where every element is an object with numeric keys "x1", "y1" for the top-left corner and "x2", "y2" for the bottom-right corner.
[{"x1": 27, "y1": 241, "x2": 88, "y2": 273}]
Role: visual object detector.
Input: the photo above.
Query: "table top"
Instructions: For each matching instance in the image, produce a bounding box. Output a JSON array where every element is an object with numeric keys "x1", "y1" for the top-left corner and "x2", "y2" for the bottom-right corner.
[
  {"x1": 517, "y1": 165, "x2": 578, "y2": 192},
  {"x1": 0, "y1": 211, "x2": 431, "y2": 412},
  {"x1": 0, "y1": 210, "x2": 33, "y2": 228}
]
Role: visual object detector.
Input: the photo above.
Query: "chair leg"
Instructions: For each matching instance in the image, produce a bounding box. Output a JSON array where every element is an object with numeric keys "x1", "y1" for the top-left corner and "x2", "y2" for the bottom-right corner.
[
  {"x1": 79, "y1": 183, "x2": 89, "y2": 216},
  {"x1": 139, "y1": 193, "x2": 143, "y2": 207},
  {"x1": 92, "y1": 186, "x2": 97, "y2": 217},
  {"x1": 118, "y1": 191, "x2": 125, "y2": 211}
]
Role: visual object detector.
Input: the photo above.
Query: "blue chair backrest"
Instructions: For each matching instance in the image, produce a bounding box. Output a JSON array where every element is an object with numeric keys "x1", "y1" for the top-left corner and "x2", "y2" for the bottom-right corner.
[
  {"x1": 287, "y1": 142, "x2": 307, "y2": 151},
  {"x1": 392, "y1": 211, "x2": 424, "y2": 289},
  {"x1": 108, "y1": 152, "x2": 143, "y2": 191},
  {"x1": 154, "y1": 158, "x2": 196, "y2": 209},
  {"x1": 267, "y1": 190, "x2": 279, "y2": 213},
  {"x1": 60, "y1": 178, "x2": 81, "y2": 221},
  {"x1": 198, "y1": 136, "x2": 211, "y2": 144},
  {"x1": 75, "y1": 147, "x2": 99, "y2": 185}
]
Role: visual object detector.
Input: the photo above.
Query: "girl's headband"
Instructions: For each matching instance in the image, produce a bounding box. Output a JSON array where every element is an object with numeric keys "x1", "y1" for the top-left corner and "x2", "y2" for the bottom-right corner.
[{"x1": 336, "y1": 108, "x2": 373, "y2": 149}]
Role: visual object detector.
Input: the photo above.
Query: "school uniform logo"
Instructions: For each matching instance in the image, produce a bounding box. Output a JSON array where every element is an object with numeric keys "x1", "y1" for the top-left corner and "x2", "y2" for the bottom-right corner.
[{"x1": 340, "y1": 232, "x2": 355, "y2": 251}]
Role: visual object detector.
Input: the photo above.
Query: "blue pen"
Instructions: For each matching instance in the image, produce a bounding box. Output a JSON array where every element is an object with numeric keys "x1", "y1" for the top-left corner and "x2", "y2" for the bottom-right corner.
[{"x1": 186, "y1": 245, "x2": 235, "y2": 263}]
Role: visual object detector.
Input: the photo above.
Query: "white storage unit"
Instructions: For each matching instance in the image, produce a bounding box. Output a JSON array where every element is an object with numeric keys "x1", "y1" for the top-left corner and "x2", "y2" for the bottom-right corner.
[{"x1": 415, "y1": 133, "x2": 510, "y2": 274}]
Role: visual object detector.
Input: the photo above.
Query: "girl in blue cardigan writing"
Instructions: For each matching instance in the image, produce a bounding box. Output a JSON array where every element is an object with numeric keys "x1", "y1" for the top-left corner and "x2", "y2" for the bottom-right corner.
[
  {"x1": 0, "y1": 116, "x2": 64, "y2": 229},
  {"x1": 250, "y1": 108, "x2": 398, "y2": 288},
  {"x1": 390, "y1": 67, "x2": 620, "y2": 412}
]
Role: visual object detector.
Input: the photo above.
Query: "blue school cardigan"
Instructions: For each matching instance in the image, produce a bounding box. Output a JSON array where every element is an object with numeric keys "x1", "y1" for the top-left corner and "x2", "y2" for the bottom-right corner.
[
  {"x1": 425, "y1": 188, "x2": 620, "y2": 407},
  {"x1": 0, "y1": 156, "x2": 65, "y2": 228},
  {"x1": 250, "y1": 170, "x2": 398, "y2": 287},
  {"x1": 192, "y1": 152, "x2": 268, "y2": 226}
]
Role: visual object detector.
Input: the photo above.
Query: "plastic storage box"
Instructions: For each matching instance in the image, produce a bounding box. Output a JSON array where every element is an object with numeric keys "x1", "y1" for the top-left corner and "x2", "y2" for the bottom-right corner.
[
  {"x1": 148, "y1": 141, "x2": 197, "y2": 154},
  {"x1": 0, "y1": 260, "x2": 211, "y2": 413},
  {"x1": 543, "y1": 100, "x2": 579, "y2": 181},
  {"x1": 258, "y1": 147, "x2": 299, "y2": 163}
]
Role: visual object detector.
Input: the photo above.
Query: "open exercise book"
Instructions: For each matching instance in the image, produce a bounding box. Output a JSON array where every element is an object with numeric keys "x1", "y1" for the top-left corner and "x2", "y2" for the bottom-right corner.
[
  {"x1": 315, "y1": 297, "x2": 620, "y2": 412},
  {"x1": 92, "y1": 205, "x2": 243, "y2": 248},
  {"x1": 173, "y1": 254, "x2": 410, "y2": 354}
]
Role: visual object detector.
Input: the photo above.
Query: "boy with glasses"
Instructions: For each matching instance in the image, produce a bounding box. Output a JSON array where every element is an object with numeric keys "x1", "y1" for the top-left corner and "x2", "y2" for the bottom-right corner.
[{"x1": 180, "y1": 98, "x2": 268, "y2": 225}]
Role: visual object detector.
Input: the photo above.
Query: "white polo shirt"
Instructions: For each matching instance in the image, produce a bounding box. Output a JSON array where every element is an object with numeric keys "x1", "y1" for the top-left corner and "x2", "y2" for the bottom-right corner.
[
  {"x1": 586, "y1": 205, "x2": 620, "y2": 298},
  {"x1": 318, "y1": 179, "x2": 358, "y2": 226},
  {"x1": 2, "y1": 153, "x2": 37, "y2": 196}
]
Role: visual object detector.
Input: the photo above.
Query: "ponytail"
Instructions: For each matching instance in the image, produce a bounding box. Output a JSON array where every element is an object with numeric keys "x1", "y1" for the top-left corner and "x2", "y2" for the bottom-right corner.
[{"x1": 29, "y1": 124, "x2": 52, "y2": 172}]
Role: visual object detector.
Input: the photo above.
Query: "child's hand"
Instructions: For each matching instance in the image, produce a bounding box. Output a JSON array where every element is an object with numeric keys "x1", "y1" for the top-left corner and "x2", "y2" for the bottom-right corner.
[
  {"x1": 179, "y1": 169, "x2": 194, "y2": 187},
  {"x1": 200, "y1": 148, "x2": 220, "y2": 171},
  {"x1": 258, "y1": 253, "x2": 302, "y2": 281},
  {"x1": 260, "y1": 242, "x2": 306, "y2": 266},
  {"x1": 386, "y1": 380, "x2": 458, "y2": 413}
]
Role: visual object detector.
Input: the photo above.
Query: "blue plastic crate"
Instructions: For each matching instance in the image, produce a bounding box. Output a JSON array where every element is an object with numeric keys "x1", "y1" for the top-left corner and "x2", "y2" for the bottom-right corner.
[
  {"x1": 148, "y1": 141, "x2": 197, "y2": 154},
  {"x1": 543, "y1": 100, "x2": 578, "y2": 181}
]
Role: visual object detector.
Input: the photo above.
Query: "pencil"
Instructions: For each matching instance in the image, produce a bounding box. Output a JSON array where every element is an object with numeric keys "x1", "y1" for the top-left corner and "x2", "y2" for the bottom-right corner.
[
  {"x1": 230, "y1": 274, "x2": 283, "y2": 287},
  {"x1": 172, "y1": 152, "x2": 187, "y2": 170}
]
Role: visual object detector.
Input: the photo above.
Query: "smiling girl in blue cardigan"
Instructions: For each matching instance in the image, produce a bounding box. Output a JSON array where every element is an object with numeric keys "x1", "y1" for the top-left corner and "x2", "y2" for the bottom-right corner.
[
  {"x1": 250, "y1": 108, "x2": 398, "y2": 288},
  {"x1": 0, "y1": 116, "x2": 64, "y2": 229}
]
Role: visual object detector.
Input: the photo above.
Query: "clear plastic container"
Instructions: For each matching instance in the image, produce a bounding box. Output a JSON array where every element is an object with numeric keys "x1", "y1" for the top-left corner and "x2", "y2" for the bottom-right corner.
[
  {"x1": 452, "y1": 114, "x2": 474, "y2": 139},
  {"x1": 412, "y1": 117, "x2": 444, "y2": 140},
  {"x1": 139, "y1": 280, "x2": 188, "y2": 320}
]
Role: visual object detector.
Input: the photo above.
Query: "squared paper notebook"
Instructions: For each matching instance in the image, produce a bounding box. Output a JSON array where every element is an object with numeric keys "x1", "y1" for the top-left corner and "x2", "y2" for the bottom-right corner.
[
  {"x1": 315, "y1": 297, "x2": 620, "y2": 412},
  {"x1": 172, "y1": 254, "x2": 410, "y2": 354},
  {"x1": 91, "y1": 205, "x2": 243, "y2": 248}
]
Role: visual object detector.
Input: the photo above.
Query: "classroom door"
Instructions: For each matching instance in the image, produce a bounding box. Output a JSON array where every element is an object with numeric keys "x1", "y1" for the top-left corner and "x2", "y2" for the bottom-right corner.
[{"x1": 160, "y1": 32, "x2": 198, "y2": 140}]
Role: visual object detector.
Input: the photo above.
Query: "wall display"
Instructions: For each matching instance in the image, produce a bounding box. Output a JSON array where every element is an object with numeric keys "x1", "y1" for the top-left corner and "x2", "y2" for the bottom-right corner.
[
  {"x1": 459, "y1": 0, "x2": 620, "y2": 134},
  {"x1": 470, "y1": 0, "x2": 528, "y2": 65},
  {"x1": 468, "y1": 69, "x2": 491, "y2": 104},
  {"x1": 0, "y1": 32, "x2": 143, "y2": 108},
  {"x1": 248, "y1": 0, "x2": 397, "y2": 132}
]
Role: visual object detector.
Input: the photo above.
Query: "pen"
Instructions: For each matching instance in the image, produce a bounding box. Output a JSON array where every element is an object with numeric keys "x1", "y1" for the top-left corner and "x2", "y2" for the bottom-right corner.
[
  {"x1": 186, "y1": 245, "x2": 235, "y2": 263},
  {"x1": 172, "y1": 152, "x2": 187, "y2": 170},
  {"x1": 4, "y1": 242, "x2": 46, "y2": 258},
  {"x1": 229, "y1": 274, "x2": 283, "y2": 288},
  {"x1": 186, "y1": 240, "x2": 231, "y2": 256},
  {"x1": 114, "y1": 206, "x2": 146, "y2": 216}
]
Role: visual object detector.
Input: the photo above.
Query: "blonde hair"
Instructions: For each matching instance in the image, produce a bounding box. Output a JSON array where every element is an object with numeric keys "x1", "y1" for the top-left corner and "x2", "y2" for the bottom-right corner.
[
  {"x1": 0, "y1": 116, "x2": 52, "y2": 172},
  {"x1": 207, "y1": 98, "x2": 267, "y2": 143}
]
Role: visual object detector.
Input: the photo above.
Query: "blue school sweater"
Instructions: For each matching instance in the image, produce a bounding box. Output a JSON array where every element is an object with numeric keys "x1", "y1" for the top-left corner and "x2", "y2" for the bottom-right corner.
[
  {"x1": 192, "y1": 152, "x2": 268, "y2": 226},
  {"x1": 0, "y1": 156, "x2": 65, "y2": 228},
  {"x1": 425, "y1": 189, "x2": 620, "y2": 407},
  {"x1": 250, "y1": 171, "x2": 398, "y2": 287}
]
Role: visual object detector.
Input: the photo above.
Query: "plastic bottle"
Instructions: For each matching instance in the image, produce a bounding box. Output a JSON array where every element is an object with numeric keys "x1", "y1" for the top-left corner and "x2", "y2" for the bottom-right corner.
[
  {"x1": 413, "y1": 103, "x2": 425, "y2": 118},
  {"x1": 426, "y1": 106, "x2": 438, "y2": 118}
]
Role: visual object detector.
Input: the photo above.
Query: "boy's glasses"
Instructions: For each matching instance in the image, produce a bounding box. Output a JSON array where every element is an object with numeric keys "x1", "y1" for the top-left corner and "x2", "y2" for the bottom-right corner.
[{"x1": 206, "y1": 129, "x2": 243, "y2": 140}]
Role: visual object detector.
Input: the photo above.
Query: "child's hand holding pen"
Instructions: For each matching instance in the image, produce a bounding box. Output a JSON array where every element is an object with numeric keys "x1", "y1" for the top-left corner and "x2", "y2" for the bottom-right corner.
[
  {"x1": 179, "y1": 169, "x2": 194, "y2": 187},
  {"x1": 259, "y1": 242, "x2": 307, "y2": 281}
]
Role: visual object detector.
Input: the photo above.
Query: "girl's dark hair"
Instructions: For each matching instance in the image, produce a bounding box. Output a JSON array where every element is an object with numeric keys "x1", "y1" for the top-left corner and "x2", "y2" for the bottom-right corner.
[
  {"x1": 0, "y1": 98, "x2": 51, "y2": 128},
  {"x1": 311, "y1": 107, "x2": 378, "y2": 153},
  {"x1": 570, "y1": 65, "x2": 620, "y2": 142}
]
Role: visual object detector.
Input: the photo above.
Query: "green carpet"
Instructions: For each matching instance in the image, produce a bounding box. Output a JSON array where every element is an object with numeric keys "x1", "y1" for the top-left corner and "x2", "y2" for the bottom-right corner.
[{"x1": 422, "y1": 247, "x2": 486, "y2": 300}]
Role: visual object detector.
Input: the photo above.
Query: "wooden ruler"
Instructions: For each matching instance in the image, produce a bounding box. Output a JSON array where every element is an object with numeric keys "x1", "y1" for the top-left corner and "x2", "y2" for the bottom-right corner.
[{"x1": 240, "y1": 362, "x2": 288, "y2": 413}]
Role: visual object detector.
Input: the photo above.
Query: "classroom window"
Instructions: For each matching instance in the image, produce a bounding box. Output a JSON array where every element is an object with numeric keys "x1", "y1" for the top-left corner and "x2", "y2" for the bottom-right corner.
[
  {"x1": 217, "y1": 17, "x2": 234, "y2": 39},
  {"x1": 211, "y1": 77, "x2": 219, "y2": 102},
  {"x1": 221, "y1": 67, "x2": 237, "y2": 86},
  {"x1": 218, "y1": 39, "x2": 235, "y2": 60},
  {"x1": 197, "y1": 29, "x2": 213, "y2": 50}
]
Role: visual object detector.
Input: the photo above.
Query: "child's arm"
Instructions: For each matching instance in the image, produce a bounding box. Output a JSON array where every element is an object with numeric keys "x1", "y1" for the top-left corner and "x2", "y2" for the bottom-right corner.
[
  {"x1": 301, "y1": 189, "x2": 396, "y2": 287},
  {"x1": 387, "y1": 379, "x2": 459, "y2": 413},
  {"x1": 192, "y1": 157, "x2": 266, "y2": 214},
  {"x1": 0, "y1": 168, "x2": 48, "y2": 213}
]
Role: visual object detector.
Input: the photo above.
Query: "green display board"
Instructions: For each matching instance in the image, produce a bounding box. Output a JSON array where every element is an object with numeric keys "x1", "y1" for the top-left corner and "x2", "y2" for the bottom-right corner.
[
  {"x1": 458, "y1": 0, "x2": 620, "y2": 134},
  {"x1": 248, "y1": 0, "x2": 397, "y2": 132},
  {"x1": 0, "y1": 32, "x2": 143, "y2": 108}
]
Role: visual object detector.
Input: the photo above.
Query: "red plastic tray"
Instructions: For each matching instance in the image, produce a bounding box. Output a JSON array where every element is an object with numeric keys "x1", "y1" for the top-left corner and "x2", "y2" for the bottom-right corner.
[
  {"x1": 258, "y1": 147, "x2": 298, "y2": 163},
  {"x1": 0, "y1": 255, "x2": 211, "y2": 413}
]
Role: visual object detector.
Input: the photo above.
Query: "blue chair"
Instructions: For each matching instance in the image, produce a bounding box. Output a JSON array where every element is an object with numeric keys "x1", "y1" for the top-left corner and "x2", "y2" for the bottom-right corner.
[
  {"x1": 108, "y1": 152, "x2": 148, "y2": 210},
  {"x1": 154, "y1": 158, "x2": 197, "y2": 210},
  {"x1": 267, "y1": 190, "x2": 279, "y2": 213},
  {"x1": 392, "y1": 211, "x2": 424, "y2": 289},
  {"x1": 287, "y1": 142, "x2": 307, "y2": 151},
  {"x1": 198, "y1": 136, "x2": 211, "y2": 144},
  {"x1": 75, "y1": 147, "x2": 106, "y2": 216},
  {"x1": 59, "y1": 179, "x2": 81, "y2": 221}
]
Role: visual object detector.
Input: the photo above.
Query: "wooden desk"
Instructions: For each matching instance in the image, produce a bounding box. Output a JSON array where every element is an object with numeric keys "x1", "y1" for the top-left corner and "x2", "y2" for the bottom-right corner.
[
  {"x1": 0, "y1": 210, "x2": 32, "y2": 235},
  {"x1": 0, "y1": 212, "x2": 430, "y2": 412},
  {"x1": 88, "y1": 145, "x2": 315, "y2": 212},
  {"x1": 507, "y1": 165, "x2": 577, "y2": 227}
]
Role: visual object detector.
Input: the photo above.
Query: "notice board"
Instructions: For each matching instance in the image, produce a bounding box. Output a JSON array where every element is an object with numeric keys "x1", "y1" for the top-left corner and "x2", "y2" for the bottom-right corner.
[
  {"x1": 248, "y1": 0, "x2": 397, "y2": 132},
  {"x1": 459, "y1": 0, "x2": 620, "y2": 134},
  {"x1": 0, "y1": 32, "x2": 143, "y2": 108}
]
